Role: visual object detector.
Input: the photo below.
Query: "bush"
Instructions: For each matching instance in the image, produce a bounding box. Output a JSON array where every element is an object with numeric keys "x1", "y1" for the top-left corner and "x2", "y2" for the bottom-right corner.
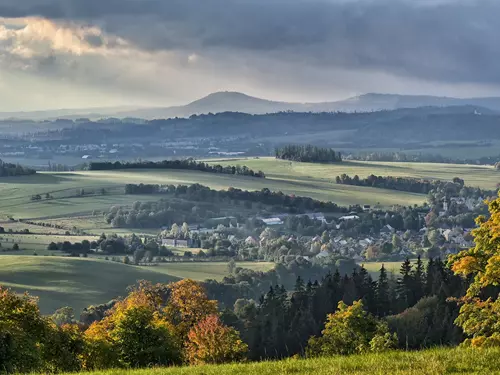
[
  {"x1": 307, "y1": 300, "x2": 396, "y2": 356},
  {"x1": 47, "y1": 242, "x2": 58, "y2": 251}
]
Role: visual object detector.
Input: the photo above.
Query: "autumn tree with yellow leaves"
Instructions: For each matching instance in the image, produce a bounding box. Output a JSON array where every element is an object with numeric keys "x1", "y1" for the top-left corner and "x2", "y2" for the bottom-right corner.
[
  {"x1": 450, "y1": 194, "x2": 500, "y2": 347},
  {"x1": 186, "y1": 314, "x2": 248, "y2": 365},
  {"x1": 82, "y1": 279, "x2": 240, "y2": 369},
  {"x1": 164, "y1": 278, "x2": 218, "y2": 345}
]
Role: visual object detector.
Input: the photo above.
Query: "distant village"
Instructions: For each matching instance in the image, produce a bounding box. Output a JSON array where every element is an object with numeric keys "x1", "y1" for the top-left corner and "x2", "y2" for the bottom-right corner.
[{"x1": 151, "y1": 191, "x2": 483, "y2": 265}]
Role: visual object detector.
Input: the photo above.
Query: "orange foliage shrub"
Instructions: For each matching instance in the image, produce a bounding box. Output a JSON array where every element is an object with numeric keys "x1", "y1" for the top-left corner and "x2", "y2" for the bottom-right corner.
[{"x1": 186, "y1": 314, "x2": 248, "y2": 365}]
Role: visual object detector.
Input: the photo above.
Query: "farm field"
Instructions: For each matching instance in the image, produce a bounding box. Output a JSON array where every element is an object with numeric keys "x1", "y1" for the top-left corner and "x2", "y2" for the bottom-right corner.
[
  {"x1": 1, "y1": 158, "x2": 496, "y2": 227},
  {"x1": 151, "y1": 261, "x2": 274, "y2": 281},
  {"x1": 0, "y1": 255, "x2": 273, "y2": 314},
  {"x1": 0, "y1": 233, "x2": 99, "y2": 252},
  {"x1": 0, "y1": 158, "x2": 496, "y2": 254},
  {"x1": 361, "y1": 260, "x2": 426, "y2": 278},
  {"x1": 0, "y1": 167, "x2": 425, "y2": 221},
  {"x1": 0, "y1": 255, "x2": 178, "y2": 314},
  {"x1": 207, "y1": 157, "x2": 498, "y2": 189},
  {"x1": 62, "y1": 348, "x2": 500, "y2": 375}
]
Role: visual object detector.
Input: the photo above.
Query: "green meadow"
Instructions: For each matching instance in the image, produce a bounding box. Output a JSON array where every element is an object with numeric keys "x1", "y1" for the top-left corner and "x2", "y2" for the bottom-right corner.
[
  {"x1": 64, "y1": 348, "x2": 500, "y2": 375},
  {"x1": 0, "y1": 255, "x2": 273, "y2": 314},
  {"x1": 0, "y1": 158, "x2": 496, "y2": 225}
]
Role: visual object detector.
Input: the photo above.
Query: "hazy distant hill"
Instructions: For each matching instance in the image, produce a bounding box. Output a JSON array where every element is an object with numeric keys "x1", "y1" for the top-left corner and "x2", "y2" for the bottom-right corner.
[
  {"x1": 115, "y1": 92, "x2": 300, "y2": 119},
  {"x1": 333, "y1": 93, "x2": 500, "y2": 112},
  {"x1": 108, "y1": 92, "x2": 500, "y2": 119},
  {"x1": 2, "y1": 92, "x2": 500, "y2": 120},
  {"x1": 0, "y1": 106, "x2": 142, "y2": 121}
]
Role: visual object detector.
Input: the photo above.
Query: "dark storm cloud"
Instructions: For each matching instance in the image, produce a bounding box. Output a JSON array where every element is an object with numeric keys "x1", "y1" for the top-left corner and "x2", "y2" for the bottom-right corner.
[{"x1": 1, "y1": 0, "x2": 499, "y2": 84}]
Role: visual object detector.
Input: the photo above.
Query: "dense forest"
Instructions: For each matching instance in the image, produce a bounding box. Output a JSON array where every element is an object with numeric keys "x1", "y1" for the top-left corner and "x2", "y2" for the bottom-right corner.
[
  {"x1": 275, "y1": 144, "x2": 342, "y2": 163},
  {"x1": 89, "y1": 159, "x2": 265, "y2": 178},
  {"x1": 23, "y1": 106, "x2": 500, "y2": 144},
  {"x1": 0, "y1": 159, "x2": 36, "y2": 177},
  {"x1": 224, "y1": 257, "x2": 468, "y2": 359},
  {"x1": 5, "y1": 107, "x2": 500, "y2": 165}
]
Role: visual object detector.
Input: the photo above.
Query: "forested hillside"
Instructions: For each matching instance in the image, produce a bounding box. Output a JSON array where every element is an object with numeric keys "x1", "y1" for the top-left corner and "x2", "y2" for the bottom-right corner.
[
  {"x1": 29, "y1": 106, "x2": 500, "y2": 145},
  {"x1": 2, "y1": 106, "x2": 500, "y2": 165}
]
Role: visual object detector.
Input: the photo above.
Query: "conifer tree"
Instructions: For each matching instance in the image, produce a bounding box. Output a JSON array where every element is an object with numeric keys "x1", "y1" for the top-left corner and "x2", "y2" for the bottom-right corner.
[{"x1": 376, "y1": 265, "x2": 391, "y2": 317}]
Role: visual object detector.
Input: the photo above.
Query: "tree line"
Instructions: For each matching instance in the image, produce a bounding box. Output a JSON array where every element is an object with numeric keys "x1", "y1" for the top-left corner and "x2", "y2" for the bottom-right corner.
[
  {"x1": 0, "y1": 159, "x2": 36, "y2": 177},
  {"x1": 345, "y1": 151, "x2": 500, "y2": 166},
  {"x1": 88, "y1": 159, "x2": 265, "y2": 178},
  {"x1": 228, "y1": 256, "x2": 468, "y2": 360},
  {"x1": 335, "y1": 174, "x2": 452, "y2": 194},
  {"x1": 114, "y1": 183, "x2": 349, "y2": 229},
  {"x1": 275, "y1": 144, "x2": 342, "y2": 163},
  {"x1": 335, "y1": 174, "x2": 499, "y2": 197},
  {"x1": 125, "y1": 183, "x2": 347, "y2": 214}
]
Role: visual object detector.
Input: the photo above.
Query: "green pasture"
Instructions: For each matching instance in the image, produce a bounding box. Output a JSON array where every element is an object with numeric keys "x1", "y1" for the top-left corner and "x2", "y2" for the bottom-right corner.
[
  {"x1": 0, "y1": 157, "x2": 496, "y2": 242},
  {"x1": 64, "y1": 348, "x2": 500, "y2": 375},
  {"x1": 207, "y1": 157, "x2": 498, "y2": 189},
  {"x1": 150, "y1": 261, "x2": 274, "y2": 281},
  {"x1": 0, "y1": 255, "x2": 273, "y2": 314},
  {"x1": 0, "y1": 255, "x2": 178, "y2": 314}
]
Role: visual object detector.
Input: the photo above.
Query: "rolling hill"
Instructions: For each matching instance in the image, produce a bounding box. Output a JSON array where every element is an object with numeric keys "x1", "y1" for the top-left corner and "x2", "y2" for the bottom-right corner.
[
  {"x1": 4, "y1": 158, "x2": 496, "y2": 222},
  {"x1": 0, "y1": 255, "x2": 273, "y2": 314}
]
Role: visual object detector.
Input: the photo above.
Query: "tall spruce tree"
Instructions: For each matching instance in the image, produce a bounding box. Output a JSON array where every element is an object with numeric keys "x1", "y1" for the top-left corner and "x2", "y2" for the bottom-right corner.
[
  {"x1": 376, "y1": 265, "x2": 391, "y2": 317},
  {"x1": 397, "y1": 258, "x2": 414, "y2": 311},
  {"x1": 412, "y1": 255, "x2": 425, "y2": 303}
]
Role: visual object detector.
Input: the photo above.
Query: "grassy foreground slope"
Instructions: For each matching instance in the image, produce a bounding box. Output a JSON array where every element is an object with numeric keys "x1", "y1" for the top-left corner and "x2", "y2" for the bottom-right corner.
[{"x1": 68, "y1": 348, "x2": 500, "y2": 375}]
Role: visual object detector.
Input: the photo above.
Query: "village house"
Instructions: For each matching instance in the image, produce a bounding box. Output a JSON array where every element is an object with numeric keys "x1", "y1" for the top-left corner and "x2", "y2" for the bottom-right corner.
[
  {"x1": 380, "y1": 224, "x2": 395, "y2": 234},
  {"x1": 161, "y1": 238, "x2": 190, "y2": 248},
  {"x1": 245, "y1": 236, "x2": 259, "y2": 246},
  {"x1": 261, "y1": 217, "x2": 284, "y2": 226},
  {"x1": 339, "y1": 215, "x2": 360, "y2": 221}
]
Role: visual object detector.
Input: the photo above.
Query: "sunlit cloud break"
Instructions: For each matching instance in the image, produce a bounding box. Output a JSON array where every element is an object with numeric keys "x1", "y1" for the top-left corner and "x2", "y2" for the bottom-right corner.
[{"x1": 1, "y1": 0, "x2": 500, "y2": 111}]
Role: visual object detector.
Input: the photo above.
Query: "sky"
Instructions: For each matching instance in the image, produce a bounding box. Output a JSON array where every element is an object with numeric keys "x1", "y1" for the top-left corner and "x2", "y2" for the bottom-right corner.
[{"x1": 0, "y1": 0, "x2": 499, "y2": 111}]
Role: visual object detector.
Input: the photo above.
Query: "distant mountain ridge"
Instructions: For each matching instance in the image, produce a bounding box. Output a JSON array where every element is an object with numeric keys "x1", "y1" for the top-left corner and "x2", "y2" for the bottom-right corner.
[{"x1": 2, "y1": 91, "x2": 500, "y2": 120}]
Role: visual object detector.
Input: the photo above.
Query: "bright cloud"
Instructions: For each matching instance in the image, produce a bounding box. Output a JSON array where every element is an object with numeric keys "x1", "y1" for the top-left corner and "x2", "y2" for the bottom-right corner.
[{"x1": 0, "y1": 1, "x2": 499, "y2": 110}]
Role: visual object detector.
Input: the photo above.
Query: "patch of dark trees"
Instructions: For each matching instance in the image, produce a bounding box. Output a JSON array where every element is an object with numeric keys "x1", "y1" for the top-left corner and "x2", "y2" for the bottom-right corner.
[
  {"x1": 125, "y1": 183, "x2": 346, "y2": 213},
  {"x1": 275, "y1": 144, "x2": 342, "y2": 163},
  {"x1": 336, "y1": 174, "x2": 499, "y2": 197},
  {"x1": 0, "y1": 159, "x2": 36, "y2": 177},
  {"x1": 335, "y1": 174, "x2": 456, "y2": 194},
  {"x1": 346, "y1": 151, "x2": 500, "y2": 166},
  {"x1": 214, "y1": 256, "x2": 479, "y2": 359},
  {"x1": 115, "y1": 183, "x2": 350, "y2": 229},
  {"x1": 80, "y1": 255, "x2": 496, "y2": 360},
  {"x1": 88, "y1": 159, "x2": 265, "y2": 178}
]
